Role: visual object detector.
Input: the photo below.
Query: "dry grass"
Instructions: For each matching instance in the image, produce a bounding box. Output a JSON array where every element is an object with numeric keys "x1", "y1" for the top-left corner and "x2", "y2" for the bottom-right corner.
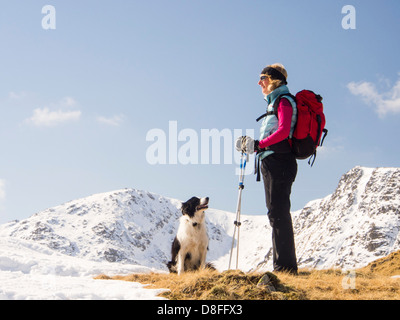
[
  {"x1": 95, "y1": 250, "x2": 400, "y2": 300},
  {"x1": 278, "y1": 269, "x2": 400, "y2": 300},
  {"x1": 358, "y1": 250, "x2": 400, "y2": 276},
  {"x1": 96, "y1": 269, "x2": 304, "y2": 300}
]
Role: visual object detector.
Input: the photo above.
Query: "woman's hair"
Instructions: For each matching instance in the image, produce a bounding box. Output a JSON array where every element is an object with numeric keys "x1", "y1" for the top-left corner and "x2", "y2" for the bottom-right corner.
[{"x1": 262, "y1": 63, "x2": 288, "y2": 92}]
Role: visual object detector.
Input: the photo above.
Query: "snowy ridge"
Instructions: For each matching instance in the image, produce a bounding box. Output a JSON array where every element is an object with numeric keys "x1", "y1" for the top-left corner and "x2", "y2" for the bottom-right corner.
[
  {"x1": 293, "y1": 166, "x2": 400, "y2": 270},
  {"x1": 1, "y1": 189, "x2": 187, "y2": 269},
  {"x1": 0, "y1": 187, "x2": 272, "y2": 273},
  {"x1": 1, "y1": 166, "x2": 400, "y2": 299}
]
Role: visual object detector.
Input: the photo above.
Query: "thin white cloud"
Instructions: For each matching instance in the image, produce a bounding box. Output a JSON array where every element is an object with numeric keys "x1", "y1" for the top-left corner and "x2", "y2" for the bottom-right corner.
[
  {"x1": 26, "y1": 108, "x2": 81, "y2": 127},
  {"x1": 8, "y1": 91, "x2": 26, "y2": 100},
  {"x1": 58, "y1": 96, "x2": 77, "y2": 108},
  {"x1": 317, "y1": 145, "x2": 344, "y2": 156},
  {"x1": 347, "y1": 77, "x2": 400, "y2": 118},
  {"x1": 96, "y1": 114, "x2": 125, "y2": 126},
  {"x1": 25, "y1": 97, "x2": 82, "y2": 127}
]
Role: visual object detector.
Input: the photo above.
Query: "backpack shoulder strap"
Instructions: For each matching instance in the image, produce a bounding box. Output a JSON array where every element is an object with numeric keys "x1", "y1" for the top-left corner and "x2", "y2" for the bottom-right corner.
[
  {"x1": 256, "y1": 111, "x2": 275, "y2": 122},
  {"x1": 256, "y1": 93, "x2": 296, "y2": 122},
  {"x1": 272, "y1": 93, "x2": 296, "y2": 118}
]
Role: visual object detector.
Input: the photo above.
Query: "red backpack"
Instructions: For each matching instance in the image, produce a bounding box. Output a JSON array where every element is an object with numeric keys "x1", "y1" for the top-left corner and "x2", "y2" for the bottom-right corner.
[
  {"x1": 291, "y1": 90, "x2": 328, "y2": 165},
  {"x1": 258, "y1": 90, "x2": 328, "y2": 166}
]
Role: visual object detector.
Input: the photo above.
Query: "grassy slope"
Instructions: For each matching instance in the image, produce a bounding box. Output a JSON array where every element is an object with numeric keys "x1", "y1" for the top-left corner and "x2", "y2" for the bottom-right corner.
[{"x1": 96, "y1": 250, "x2": 400, "y2": 300}]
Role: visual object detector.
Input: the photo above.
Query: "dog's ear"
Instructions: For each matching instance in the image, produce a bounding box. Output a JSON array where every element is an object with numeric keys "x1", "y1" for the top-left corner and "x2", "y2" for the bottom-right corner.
[
  {"x1": 181, "y1": 201, "x2": 188, "y2": 215},
  {"x1": 181, "y1": 197, "x2": 199, "y2": 216}
]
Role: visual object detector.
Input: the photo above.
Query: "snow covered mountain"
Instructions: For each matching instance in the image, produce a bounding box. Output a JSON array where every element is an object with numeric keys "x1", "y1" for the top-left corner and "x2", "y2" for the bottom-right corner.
[
  {"x1": 292, "y1": 166, "x2": 400, "y2": 270},
  {"x1": 0, "y1": 189, "x2": 244, "y2": 271},
  {"x1": 0, "y1": 189, "x2": 192, "y2": 270},
  {"x1": 1, "y1": 166, "x2": 399, "y2": 275}
]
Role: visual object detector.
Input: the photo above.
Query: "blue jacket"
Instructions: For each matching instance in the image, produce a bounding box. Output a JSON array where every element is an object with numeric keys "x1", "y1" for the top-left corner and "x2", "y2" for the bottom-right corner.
[{"x1": 258, "y1": 85, "x2": 297, "y2": 161}]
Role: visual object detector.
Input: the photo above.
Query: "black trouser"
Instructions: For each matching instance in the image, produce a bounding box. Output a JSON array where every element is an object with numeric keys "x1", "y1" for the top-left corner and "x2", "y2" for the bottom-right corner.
[{"x1": 261, "y1": 152, "x2": 298, "y2": 273}]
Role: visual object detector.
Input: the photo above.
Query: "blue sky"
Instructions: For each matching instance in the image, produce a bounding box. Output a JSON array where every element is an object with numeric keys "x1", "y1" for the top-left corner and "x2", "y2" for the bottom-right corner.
[{"x1": 1, "y1": 0, "x2": 400, "y2": 223}]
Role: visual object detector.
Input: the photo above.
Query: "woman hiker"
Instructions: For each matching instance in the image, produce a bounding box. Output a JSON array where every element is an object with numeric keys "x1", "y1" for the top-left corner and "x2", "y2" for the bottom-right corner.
[{"x1": 255, "y1": 63, "x2": 298, "y2": 275}]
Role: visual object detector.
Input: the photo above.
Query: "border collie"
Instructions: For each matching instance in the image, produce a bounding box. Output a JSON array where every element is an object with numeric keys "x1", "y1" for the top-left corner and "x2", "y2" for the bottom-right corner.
[{"x1": 167, "y1": 197, "x2": 210, "y2": 275}]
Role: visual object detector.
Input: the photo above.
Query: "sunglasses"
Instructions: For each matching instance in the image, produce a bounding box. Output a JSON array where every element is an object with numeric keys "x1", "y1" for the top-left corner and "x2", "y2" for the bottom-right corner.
[{"x1": 260, "y1": 75, "x2": 268, "y2": 81}]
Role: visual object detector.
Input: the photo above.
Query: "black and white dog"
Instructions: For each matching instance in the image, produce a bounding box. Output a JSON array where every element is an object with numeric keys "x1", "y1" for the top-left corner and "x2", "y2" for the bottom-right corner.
[{"x1": 167, "y1": 197, "x2": 210, "y2": 275}]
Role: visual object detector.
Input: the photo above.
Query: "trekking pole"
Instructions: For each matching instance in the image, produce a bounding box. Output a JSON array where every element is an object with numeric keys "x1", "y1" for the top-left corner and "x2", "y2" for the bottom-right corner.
[{"x1": 228, "y1": 151, "x2": 248, "y2": 270}]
